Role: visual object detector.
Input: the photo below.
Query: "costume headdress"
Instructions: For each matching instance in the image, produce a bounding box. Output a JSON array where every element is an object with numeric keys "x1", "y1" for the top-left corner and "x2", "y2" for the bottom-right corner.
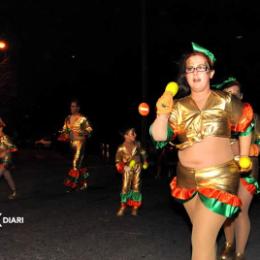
[
  {"x1": 192, "y1": 42, "x2": 216, "y2": 63},
  {"x1": 211, "y1": 77, "x2": 237, "y2": 89}
]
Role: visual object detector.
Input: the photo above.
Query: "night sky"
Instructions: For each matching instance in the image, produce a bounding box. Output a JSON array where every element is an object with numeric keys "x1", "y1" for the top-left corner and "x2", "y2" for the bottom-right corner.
[{"x1": 1, "y1": 1, "x2": 260, "y2": 151}]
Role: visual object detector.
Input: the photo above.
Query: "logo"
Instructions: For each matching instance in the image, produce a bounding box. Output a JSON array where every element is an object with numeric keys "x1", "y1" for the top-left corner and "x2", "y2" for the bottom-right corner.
[{"x1": 0, "y1": 213, "x2": 24, "y2": 228}]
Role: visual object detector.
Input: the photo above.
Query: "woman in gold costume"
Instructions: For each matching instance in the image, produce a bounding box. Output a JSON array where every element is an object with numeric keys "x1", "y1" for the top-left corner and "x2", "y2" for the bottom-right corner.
[
  {"x1": 215, "y1": 79, "x2": 260, "y2": 260},
  {"x1": 0, "y1": 118, "x2": 17, "y2": 199},
  {"x1": 150, "y1": 43, "x2": 253, "y2": 260},
  {"x1": 58, "y1": 99, "x2": 93, "y2": 192},
  {"x1": 115, "y1": 127, "x2": 148, "y2": 216}
]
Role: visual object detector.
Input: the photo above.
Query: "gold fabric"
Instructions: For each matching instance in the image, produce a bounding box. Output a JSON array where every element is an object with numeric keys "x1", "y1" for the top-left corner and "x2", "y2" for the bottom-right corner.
[
  {"x1": 176, "y1": 160, "x2": 240, "y2": 194},
  {"x1": 70, "y1": 140, "x2": 85, "y2": 170},
  {"x1": 61, "y1": 114, "x2": 92, "y2": 170},
  {"x1": 0, "y1": 135, "x2": 17, "y2": 165},
  {"x1": 121, "y1": 164, "x2": 142, "y2": 194},
  {"x1": 169, "y1": 90, "x2": 244, "y2": 149},
  {"x1": 115, "y1": 141, "x2": 147, "y2": 194},
  {"x1": 0, "y1": 135, "x2": 16, "y2": 151},
  {"x1": 115, "y1": 141, "x2": 147, "y2": 165},
  {"x1": 62, "y1": 114, "x2": 92, "y2": 141}
]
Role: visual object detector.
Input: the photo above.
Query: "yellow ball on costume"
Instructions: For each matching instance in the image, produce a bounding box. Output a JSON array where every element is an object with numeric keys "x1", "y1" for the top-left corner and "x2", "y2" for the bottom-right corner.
[
  {"x1": 239, "y1": 156, "x2": 252, "y2": 169},
  {"x1": 142, "y1": 162, "x2": 148, "y2": 170},
  {"x1": 165, "y1": 82, "x2": 179, "y2": 96},
  {"x1": 129, "y1": 160, "x2": 136, "y2": 169}
]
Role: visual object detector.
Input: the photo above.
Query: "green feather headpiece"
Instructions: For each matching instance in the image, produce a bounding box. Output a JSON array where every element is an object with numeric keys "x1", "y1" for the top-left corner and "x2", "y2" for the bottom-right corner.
[
  {"x1": 192, "y1": 42, "x2": 216, "y2": 63},
  {"x1": 211, "y1": 77, "x2": 237, "y2": 90}
]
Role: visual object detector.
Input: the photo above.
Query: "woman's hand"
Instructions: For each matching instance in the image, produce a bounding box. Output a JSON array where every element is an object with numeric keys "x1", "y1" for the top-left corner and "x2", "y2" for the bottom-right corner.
[{"x1": 156, "y1": 92, "x2": 173, "y2": 115}]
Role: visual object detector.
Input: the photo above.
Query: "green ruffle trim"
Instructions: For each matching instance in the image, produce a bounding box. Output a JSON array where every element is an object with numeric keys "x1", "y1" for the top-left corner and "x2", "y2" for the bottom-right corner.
[
  {"x1": 192, "y1": 42, "x2": 216, "y2": 63},
  {"x1": 239, "y1": 121, "x2": 255, "y2": 136},
  {"x1": 149, "y1": 125, "x2": 174, "y2": 149},
  {"x1": 243, "y1": 175, "x2": 260, "y2": 194},
  {"x1": 120, "y1": 190, "x2": 142, "y2": 203},
  {"x1": 199, "y1": 193, "x2": 240, "y2": 218},
  {"x1": 212, "y1": 77, "x2": 237, "y2": 90}
]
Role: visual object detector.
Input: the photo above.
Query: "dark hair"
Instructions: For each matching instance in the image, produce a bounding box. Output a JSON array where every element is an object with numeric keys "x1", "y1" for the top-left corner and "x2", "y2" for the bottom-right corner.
[
  {"x1": 119, "y1": 127, "x2": 136, "y2": 137},
  {"x1": 177, "y1": 51, "x2": 215, "y2": 97},
  {"x1": 70, "y1": 98, "x2": 80, "y2": 107}
]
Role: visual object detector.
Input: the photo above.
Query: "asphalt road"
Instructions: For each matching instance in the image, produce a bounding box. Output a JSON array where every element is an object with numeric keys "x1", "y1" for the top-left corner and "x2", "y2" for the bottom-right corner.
[{"x1": 0, "y1": 149, "x2": 259, "y2": 260}]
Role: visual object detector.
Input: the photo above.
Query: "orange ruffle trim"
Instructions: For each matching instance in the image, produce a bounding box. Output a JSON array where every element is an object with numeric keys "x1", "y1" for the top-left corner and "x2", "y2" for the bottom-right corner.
[
  {"x1": 170, "y1": 177, "x2": 241, "y2": 207},
  {"x1": 240, "y1": 178, "x2": 256, "y2": 195}
]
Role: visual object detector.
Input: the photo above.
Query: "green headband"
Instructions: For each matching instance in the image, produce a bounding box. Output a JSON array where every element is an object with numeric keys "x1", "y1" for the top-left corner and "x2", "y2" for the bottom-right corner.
[
  {"x1": 212, "y1": 77, "x2": 237, "y2": 90},
  {"x1": 192, "y1": 42, "x2": 216, "y2": 63}
]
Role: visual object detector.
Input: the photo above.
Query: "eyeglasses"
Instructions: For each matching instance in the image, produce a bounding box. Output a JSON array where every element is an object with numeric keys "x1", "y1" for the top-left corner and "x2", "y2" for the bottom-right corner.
[{"x1": 185, "y1": 64, "x2": 210, "y2": 74}]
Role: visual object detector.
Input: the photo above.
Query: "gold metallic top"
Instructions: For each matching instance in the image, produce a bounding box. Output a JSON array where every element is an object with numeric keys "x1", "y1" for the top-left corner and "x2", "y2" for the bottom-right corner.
[
  {"x1": 115, "y1": 141, "x2": 147, "y2": 165},
  {"x1": 62, "y1": 114, "x2": 93, "y2": 141},
  {"x1": 0, "y1": 135, "x2": 17, "y2": 152},
  {"x1": 252, "y1": 113, "x2": 260, "y2": 144},
  {"x1": 169, "y1": 90, "x2": 244, "y2": 149},
  {"x1": 0, "y1": 135, "x2": 17, "y2": 164}
]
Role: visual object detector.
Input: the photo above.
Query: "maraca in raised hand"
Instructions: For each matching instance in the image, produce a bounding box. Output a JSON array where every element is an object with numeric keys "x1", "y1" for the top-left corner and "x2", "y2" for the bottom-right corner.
[
  {"x1": 238, "y1": 156, "x2": 253, "y2": 172},
  {"x1": 156, "y1": 82, "x2": 179, "y2": 115}
]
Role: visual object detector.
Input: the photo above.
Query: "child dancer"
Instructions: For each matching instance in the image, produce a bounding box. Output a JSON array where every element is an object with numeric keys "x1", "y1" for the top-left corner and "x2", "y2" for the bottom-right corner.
[{"x1": 115, "y1": 127, "x2": 148, "y2": 216}]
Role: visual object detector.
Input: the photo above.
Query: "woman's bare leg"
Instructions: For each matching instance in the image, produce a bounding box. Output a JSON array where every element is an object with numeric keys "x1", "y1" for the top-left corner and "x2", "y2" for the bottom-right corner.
[
  {"x1": 235, "y1": 183, "x2": 253, "y2": 255},
  {"x1": 223, "y1": 218, "x2": 235, "y2": 244},
  {"x1": 191, "y1": 198, "x2": 226, "y2": 260},
  {"x1": 183, "y1": 194, "x2": 198, "y2": 224}
]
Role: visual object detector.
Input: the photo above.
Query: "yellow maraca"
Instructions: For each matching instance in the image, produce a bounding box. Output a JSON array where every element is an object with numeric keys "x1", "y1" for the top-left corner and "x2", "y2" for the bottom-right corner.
[
  {"x1": 165, "y1": 81, "x2": 179, "y2": 96},
  {"x1": 239, "y1": 156, "x2": 252, "y2": 169},
  {"x1": 157, "y1": 81, "x2": 179, "y2": 114},
  {"x1": 142, "y1": 161, "x2": 149, "y2": 170}
]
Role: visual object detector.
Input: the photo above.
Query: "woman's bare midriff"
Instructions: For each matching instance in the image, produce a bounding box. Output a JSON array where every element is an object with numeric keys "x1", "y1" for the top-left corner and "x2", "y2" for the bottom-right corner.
[
  {"x1": 178, "y1": 136, "x2": 234, "y2": 169},
  {"x1": 230, "y1": 139, "x2": 240, "y2": 156}
]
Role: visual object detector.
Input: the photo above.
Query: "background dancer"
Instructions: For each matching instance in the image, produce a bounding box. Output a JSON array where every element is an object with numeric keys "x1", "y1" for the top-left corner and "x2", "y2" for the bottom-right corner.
[
  {"x1": 0, "y1": 117, "x2": 18, "y2": 200},
  {"x1": 58, "y1": 99, "x2": 93, "y2": 192},
  {"x1": 214, "y1": 78, "x2": 260, "y2": 260},
  {"x1": 115, "y1": 127, "x2": 148, "y2": 216}
]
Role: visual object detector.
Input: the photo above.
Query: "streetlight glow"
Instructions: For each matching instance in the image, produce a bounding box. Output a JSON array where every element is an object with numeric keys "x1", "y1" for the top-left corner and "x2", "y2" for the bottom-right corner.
[{"x1": 0, "y1": 41, "x2": 7, "y2": 50}]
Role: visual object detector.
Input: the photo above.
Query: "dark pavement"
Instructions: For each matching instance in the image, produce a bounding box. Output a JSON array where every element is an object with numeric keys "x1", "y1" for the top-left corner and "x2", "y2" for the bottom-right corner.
[{"x1": 0, "y1": 149, "x2": 259, "y2": 260}]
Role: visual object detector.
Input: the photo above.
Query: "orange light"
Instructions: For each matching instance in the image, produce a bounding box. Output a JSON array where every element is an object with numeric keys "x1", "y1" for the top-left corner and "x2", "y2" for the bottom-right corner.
[
  {"x1": 138, "y1": 102, "x2": 150, "y2": 116},
  {"x1": 0, "y1": 41, "x2": 7, "y2": 50}
]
